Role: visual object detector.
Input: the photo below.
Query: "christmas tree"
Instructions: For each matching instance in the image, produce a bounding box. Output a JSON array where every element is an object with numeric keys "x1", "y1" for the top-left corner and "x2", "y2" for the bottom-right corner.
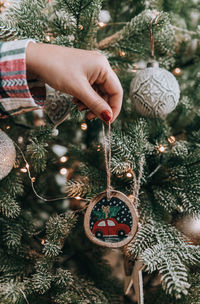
[{"x1": 0, "y1": 0, "x2": 200, "y2": 303}]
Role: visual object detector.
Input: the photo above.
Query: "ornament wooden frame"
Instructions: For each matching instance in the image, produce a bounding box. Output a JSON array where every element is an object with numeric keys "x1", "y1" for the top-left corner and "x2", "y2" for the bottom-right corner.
[{"x1": 84, "y1": 190, "x2": 139, "y2": 248}]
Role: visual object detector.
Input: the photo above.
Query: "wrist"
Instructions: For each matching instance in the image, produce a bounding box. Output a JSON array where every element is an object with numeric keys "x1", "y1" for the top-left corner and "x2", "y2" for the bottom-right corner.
[{"x1": 26, "y1": 41, "x2": 40, "y2": 79}]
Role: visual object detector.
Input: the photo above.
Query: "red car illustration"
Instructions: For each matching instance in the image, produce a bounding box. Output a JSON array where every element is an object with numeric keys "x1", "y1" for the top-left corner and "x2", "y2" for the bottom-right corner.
[{"x1": 92, "y1": 218, "x2": 130, "y2": 239}]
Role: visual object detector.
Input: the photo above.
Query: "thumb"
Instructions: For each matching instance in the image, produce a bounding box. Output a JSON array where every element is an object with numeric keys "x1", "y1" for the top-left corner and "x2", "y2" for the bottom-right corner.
[{"x1": 75, "y1": 80, "x2": 113, "y2": 123}]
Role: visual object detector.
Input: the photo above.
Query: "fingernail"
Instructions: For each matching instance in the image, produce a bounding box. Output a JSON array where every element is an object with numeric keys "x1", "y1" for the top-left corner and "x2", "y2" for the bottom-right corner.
[{"x1": 101, "y1": 111, "x2": 112, "y2": 122}]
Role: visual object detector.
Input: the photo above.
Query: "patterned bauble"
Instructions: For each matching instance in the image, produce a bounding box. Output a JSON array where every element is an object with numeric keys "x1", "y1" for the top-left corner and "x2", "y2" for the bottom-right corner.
[
  {"x1": 44, "y1": 91, "x2": 72, "y2": 127},
  {"x1": 130, "y1": 62, "x2": 180, "y2": 118},
  {"x1": 0, "y1": 130, "x2": 16, "y2": 180}
]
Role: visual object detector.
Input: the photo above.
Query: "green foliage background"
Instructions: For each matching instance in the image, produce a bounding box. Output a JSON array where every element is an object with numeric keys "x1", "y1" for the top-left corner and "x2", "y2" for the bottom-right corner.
[{"x1": 0, "y1": 0, "x2": 200, "y2": 303}]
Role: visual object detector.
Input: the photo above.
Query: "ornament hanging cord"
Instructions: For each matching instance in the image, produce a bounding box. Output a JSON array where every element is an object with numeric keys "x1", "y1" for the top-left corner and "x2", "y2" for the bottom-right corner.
[
  {"x1": 102, "y1": 122, "x2": 145, "y2": 205},
  {"x1": 102, "y1": 121, "x2": 112, "y2": 200},
  {"x1": 149, "y1": 13, "x2": 159, "y2": 59},
  {"x1": 149, "y1": 18, "x2": 154, "y2": 58}
]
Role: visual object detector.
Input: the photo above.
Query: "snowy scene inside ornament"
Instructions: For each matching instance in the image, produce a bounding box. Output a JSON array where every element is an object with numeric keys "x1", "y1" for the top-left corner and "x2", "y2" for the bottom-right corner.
[{"x1": 84, "y1": 191, "x2": 138, "y2": 248}]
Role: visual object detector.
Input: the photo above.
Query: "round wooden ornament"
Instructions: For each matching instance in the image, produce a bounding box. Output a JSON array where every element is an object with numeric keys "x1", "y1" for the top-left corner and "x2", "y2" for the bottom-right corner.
[{"x1": 84, "y1": 190, "x2": 138, "y2": 248}]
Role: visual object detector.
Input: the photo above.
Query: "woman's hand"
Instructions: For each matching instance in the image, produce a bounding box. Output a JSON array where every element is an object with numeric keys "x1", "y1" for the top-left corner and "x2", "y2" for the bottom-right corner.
[{"x1": 26, "y1": 42, "x2": 123, "y2": 123}]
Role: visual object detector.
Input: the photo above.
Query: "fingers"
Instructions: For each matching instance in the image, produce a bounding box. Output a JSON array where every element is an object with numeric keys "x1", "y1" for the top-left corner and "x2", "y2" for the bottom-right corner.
[
  {"x1": 87, "y1": 111, "x2": 96, "y2": 120},
  {"x1": 72, "y1": 97, "x2": 97, "y2": 119},
  {"x1": 71, "y1": 55, "x2": 123, "y2": 123},
  {"x1": 72, "y1": 98, "x2": 88, "y2": 111},
  {"x1": 74, "y1": 79, "x2": 113, "y2": 123},
  {"x1": 96, "y1": 68, "x2": 123, "y2": 122}
]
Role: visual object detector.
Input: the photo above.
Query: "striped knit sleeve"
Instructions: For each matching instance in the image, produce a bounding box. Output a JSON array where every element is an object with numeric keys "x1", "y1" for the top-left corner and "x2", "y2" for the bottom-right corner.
[{"x1": 0, "y1": 39, "x2": 46, "y2": 118}]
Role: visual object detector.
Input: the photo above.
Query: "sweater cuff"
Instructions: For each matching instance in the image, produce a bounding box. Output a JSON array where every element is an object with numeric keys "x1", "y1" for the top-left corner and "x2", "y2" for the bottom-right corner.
[{"x1": 0, "y1": 39, "x2": 46, "y2": 118}]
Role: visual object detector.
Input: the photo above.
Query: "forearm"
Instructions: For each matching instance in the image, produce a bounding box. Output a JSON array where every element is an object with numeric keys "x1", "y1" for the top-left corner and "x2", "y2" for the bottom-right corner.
[{"x1": 0, "y1": 39, "x2": 46, "y2": 118}]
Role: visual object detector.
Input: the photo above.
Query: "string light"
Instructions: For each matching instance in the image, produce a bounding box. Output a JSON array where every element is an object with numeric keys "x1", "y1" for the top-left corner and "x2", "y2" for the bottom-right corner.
[
  {"x1": 20, "y1": 162, "x2": 29, "y2": 173},
  {"x1": 97, "y1": 144, "x2": 101, "y2": 152},
  {"x1": 173, "y1": 67, "x2": 182, "y2": 76},
  {"x1": 120, "y1": 51, "x2": 126, "y2": 57},
  {"x1": 6, "y1": 125, "x2": 11, "y2": 130},
  {"x1": 15, "y1": 143, "x2": 89, "y2": 203},
  {"x1": 31, "y1": 177, "x2": 36, "y2": 182},
  {"x1": 81, "y1": 123, "x2": 88, "y2": 131},
  {"x1": 158, "y1": 145, "x2": 166, "y2": 153},
  {"x1": 18, "y1": 136, "x2": 24, "y2": 144},
  {"x1": 20, "y1": 167, "x2": 27, "y2": 173},
  {"x1": 45, "y1": 33, "x2": 53, "y2": 42},
  {"x1": 168, "y1": 136, "x2": 176, "y2": 144},
  {"x1": 59, "y1": 168, "x2": 68, "y2": 176},
  {"x1": 41, "y1": 239, "x2": 45, "y2": 245},
  {"x1": 60, "y1": 156, "x2": 68, "y2": 163},
  {"x1": 98, "y1": 21, "x2": 106, "y2": 28},
  {"x1": 75, "y1": 196, "x2": 82, "y2": 200},
  {"x1": 34, "y1": 118, "x2": 45, "y2": 127},
  {"x1": 126, "y1": 172, "x2": 133, "y2": 178},
  {"x1": 45, "y1": 35, "x2": 51, "y2": 42},
  {"x1": 78, "y1": 24, "x2": 83, "y2": 30}
]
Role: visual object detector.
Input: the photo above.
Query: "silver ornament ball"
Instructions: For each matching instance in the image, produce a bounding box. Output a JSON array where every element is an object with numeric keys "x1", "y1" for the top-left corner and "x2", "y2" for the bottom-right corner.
[
  {"x1": 99, "y1": 10, "x2": 111, "y2": 23},
  {"x1": 0, "y1": 130, "x2": 16, "y2": 180},
  {"x1": 175, "y1": 214, "x2": 200, "y2": 245},
  {"x1": 130, "y1": 63, "x2": 180, "y2": 118}
]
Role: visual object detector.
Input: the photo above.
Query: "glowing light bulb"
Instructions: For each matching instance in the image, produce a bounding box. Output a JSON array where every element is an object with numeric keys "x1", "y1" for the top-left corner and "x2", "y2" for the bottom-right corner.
[
  {"x1": 126, "y1": 172, "x2": 133, "y2": 178},
  {"x1": 120, "y1": 51, "x2": 126, "y2": 57},
  {"x1": 20, "y1": 168, "x2": 27, "y2": 173},
  {"x1": 168, "y1": 136, "x2": 176, "y2": 144},
  {"x1": 75, "y1": 196, "x2": 81, "y2": 200},
  {"x1": 158, "y1": 145, "x2": 166, "y2": 153},
  {"x1": 41, "y1": 239, "x2": 45, "y2": 245},
  {"x1": 60, "y1": 156, "x2": 68, "y2": 163},
  {"x1": 98, "y1": 21, "x2": 106, "y2": 28},
  {"x1": 6, "y1": 125, "x2": 11, "y2": 130},
  {"x1": 18, "y1": 136, "x2": 24, "y2": 144},
  {"x1": 81, "y1": 123, "x2": 88, "y2": 131},
  {"x1": 60, "y1": 168, "x2": 68, "y2": 176},
  {"x1": 173, "y1": 68, "x2": 181, "y2": 76},
  {"x1": 45, "y1": 35, "x2": 51, "y2": 42},
  {"x1": 78, "y1": 25, "x2": 83, "y2": 30}
]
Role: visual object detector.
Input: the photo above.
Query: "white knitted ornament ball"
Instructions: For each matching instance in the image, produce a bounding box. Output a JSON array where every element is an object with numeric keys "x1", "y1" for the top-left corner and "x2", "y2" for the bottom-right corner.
[
  {"x1": 130, "y1": 62, "x2": 180, "y2": 118},
  {"x1": 0, "y1": 130, "x2": 16, "y2": 180}
]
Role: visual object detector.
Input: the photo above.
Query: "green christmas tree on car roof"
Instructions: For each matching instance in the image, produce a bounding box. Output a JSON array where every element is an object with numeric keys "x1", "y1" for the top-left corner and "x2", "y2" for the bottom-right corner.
[{"x1": 93, "y1": 205, "x2": 121, "y2": 220}]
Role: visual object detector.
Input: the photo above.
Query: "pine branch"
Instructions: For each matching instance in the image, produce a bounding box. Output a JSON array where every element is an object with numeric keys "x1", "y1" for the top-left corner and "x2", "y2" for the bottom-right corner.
[{"x1": 0, "y1": 193, "x2": 21, "y2": 218}]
